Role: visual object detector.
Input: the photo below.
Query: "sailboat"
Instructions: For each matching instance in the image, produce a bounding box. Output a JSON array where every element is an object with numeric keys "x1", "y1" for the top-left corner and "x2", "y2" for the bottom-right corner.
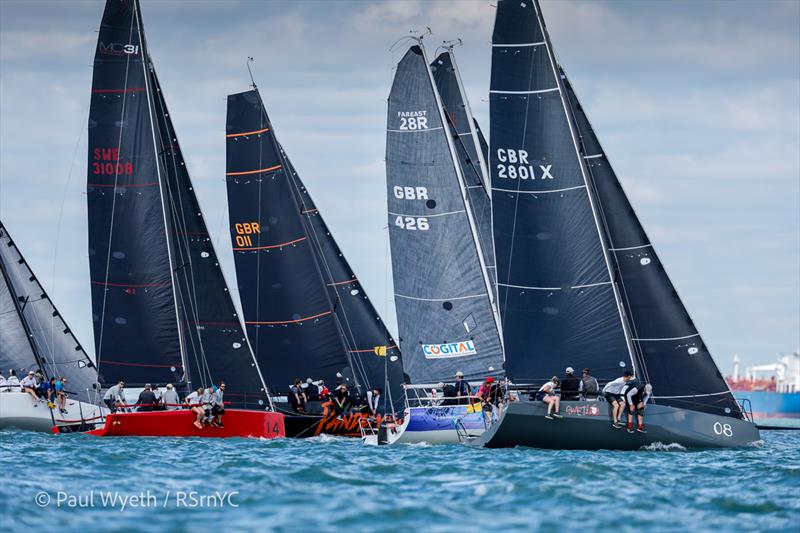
[
  {"x1": 0, "y1": 221, "x2": 105, "y2": 432},
  {"x1": 470, "y1": 0, "x2": 759, "y2": 449},
  {"x1": 225, "y1": 87, "x2": 405, "y2": 438},
  {"x1": 84, "y1": 0, "x2": 283, "y2": 438},
  {"x1": 377, "y1": 41, "x2": 504, "y2": 445}
]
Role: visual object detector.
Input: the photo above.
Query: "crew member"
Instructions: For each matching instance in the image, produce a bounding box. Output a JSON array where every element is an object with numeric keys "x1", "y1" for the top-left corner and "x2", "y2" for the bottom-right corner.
[
  {"x1": 621, "y1": 379, "x2": 651, "y2": 433},
  {"x1": 536, "y1": 377, "x2": 563, "y2": 420},
  {"x1": 5, "y1": 370, "x2": 20, "y2": 392},
  {"x1": 21, "y1": 371, "x2": 39, "y2": 405},
  {"x1": 581, "y1": 368, "x2": 599, "y2": 400},
  {"x1": 213, "y1": 382, "x2": 226, "y2": 428},
  {"x1": 103, "y1": 380, "x2": 125, "y2": 413},
  {"x1": 185, "y1": 387, "x2": 205, "y2": 430},
  {"x1": 454, "y1": 371, "x2": 471, "y2": 404},
  {"x1": 162, "y1": 383, "x2": 180, "y2": 410},
  {"x1": 560, "y1": 367, "x2": 581, "y2": 401},
  {"x1": 135, "y1": 384, "x2": 157, "y2": 412},
  {"x1": 290, "y1": 379, "x2": 307, "y2": 413},
  {"x1": 56, "y1": 377, "x2": 68, "y2": 413},
  {"x1": 333, "y1": 383, "x2": 351, "y2": 418},
  {"x1": 603, "y1": 370, "x2": 632, "y2": 428}
]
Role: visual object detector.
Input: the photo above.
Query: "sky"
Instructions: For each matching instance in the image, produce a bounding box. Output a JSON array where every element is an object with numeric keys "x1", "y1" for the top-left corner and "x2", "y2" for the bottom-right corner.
[{"x1": 0, "y1": 0, "x2": 798, "y2": 374}]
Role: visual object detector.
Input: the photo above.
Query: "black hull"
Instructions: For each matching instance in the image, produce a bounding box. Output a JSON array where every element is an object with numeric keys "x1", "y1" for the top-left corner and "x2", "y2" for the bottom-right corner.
[{"x1": 469, "y1": 401, "x2": 761, "y2": 450}]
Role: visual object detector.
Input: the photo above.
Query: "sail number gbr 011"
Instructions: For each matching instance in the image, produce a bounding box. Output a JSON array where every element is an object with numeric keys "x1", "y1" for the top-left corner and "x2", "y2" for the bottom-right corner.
[{"x1": 496, "y1": 149, "x2": 554, "y2": 180}]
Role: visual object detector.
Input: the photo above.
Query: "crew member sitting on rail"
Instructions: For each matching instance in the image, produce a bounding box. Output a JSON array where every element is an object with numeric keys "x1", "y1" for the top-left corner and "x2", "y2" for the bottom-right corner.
[
  {"x1": 136, "y1": 384, "x2": 157, "y2": 412},
  {"x1": 290, "y1": 379, "x2": 307, "y2": 413},
  {"x1": 185, "y1": 387, "x2": 205, "y2": 429},
  {"x1": 603, "y1": 370, "x2": 632, "y2": 428},
  {"x1": 580, "y1": 368, "x2": 599, "y2": 401},
  {"x1": 454, "y1": 371, "x2": 471, "y2": 405},
  {"x1": 21, "y1": 371, "x2": 39, "y2": 406},
  {"x1": 201, "y1": 385, "x2": 216, "y2": 426},
  {"x1": 621, "y1": 379, "x2": 651, "y2": 434},
  {"x1": 536, "y1": 377, "x2": 563, "y2": 420},
  {"x1": 103, "y1": 380, "x2": 126, "y2": 413},
  {"x1": 5, "y1": 370, "x2": 21, "y2": 392},
  {"x1": 152, "y1": 385, "x2": 164, "y2": 410},
  {"x1": 35, "y1": 373, "x2": 49, "y2": 401},
  {"x1": 162, "y1": 383, "x2": 180, "y2": 411},
  {"x1": 560, "y1": 367, "x2": 581, "y2": 401},
  {"x1": 212, "y1": 382, "x2": 226, "y2": 428},
  {"x1": 56, "y1": 378, "x2": 68, "y2": 414}
]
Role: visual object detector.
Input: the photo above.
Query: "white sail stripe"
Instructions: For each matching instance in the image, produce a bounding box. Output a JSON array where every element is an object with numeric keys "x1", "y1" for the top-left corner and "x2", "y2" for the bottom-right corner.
[
  {"x1": 632, "y1": 333, "x2": 701, "y2": 342},
  {"x1": 492, "y1": 184, "x2": 586, "y2": 195},
  {"x1": 387, "y1": 126, "x2": 444, "y2": 133},
  {"x1": 583, "y1": 153, "x2": 603, "y2": 159},
  {"x1": 466, "y1": 185, "x2": 485, "y2": 189},
  {"x1": 498, "y1": 281, "x2": 611, "y2": 291},
  {"x1": 492, "y1": 41, "x2": 546, "y2": 47},
  {"x1": 388, "y1": 209, "x2": 465, "y2": 219},
  {"x1": 394, "y1": 293, "x2": 487, "y2": 302},
  {"x1": 490, "y1": 87, "x2": 559, "y2": 95},
  {"x1": 609, "y1": 243, "x2": 652, "y2": 251},
  {"x1": 653, "y1": 390, "x2": 731, "y2": 399}
]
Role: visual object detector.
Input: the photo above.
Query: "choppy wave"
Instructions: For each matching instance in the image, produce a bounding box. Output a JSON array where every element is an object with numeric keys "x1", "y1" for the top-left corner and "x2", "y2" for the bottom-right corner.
[{"x1": 1, "y1": 429, "x2": 798, "y2": 531}]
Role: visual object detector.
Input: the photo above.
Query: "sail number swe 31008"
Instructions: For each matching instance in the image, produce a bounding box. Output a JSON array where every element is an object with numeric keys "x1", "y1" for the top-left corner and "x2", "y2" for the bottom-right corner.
[
  {"x1": 496, "y1": 149, "x2": 554, "y2": 180},
  {"x1": 92, "y1": 148, "x2": 133, "y2": 176}
]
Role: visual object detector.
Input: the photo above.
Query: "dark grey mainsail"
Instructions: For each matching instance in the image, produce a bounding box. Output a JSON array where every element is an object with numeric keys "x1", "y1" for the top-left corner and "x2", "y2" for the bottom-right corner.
[
  {"x1": 0, "y1": 221, "x2": 98, "y2": 403},
  {"x1": 386, "y1": 44, "x2": 504, "y2": 384},
  {"x1": 562, "y1": 70, "x2": 741, "y2": 417},
  {"x1": 87, "y1": 0, "x2": 268, "y2": 408},
  {"x1": 431, "y1": 49, "x2": 497, "y2": 302},
  {"x1": 490, "y1": 0, "x2": 634, "y2": 383}
]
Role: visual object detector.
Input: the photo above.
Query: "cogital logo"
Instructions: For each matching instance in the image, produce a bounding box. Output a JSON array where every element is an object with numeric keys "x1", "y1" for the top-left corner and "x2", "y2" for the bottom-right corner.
[{"x1": 98, "y1": 42, "x2": 141, "y2": 56}]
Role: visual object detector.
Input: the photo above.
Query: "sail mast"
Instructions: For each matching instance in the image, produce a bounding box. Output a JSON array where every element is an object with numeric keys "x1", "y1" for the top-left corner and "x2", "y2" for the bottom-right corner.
[
  {"x1": 133, "y1": 0, "x2": 190, "y2": 388},
  {"x1": 420, "y1": 40, "x2": 505, "y2": 353},
  {"x1": 532, "y1": 0, "x2": 637, "y2": 373}
]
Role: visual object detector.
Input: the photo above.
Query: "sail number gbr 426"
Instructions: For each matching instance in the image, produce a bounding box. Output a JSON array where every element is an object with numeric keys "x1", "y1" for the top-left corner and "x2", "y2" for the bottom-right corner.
[{"x1": 393, "y1": 186, "x2": 429, "y2": 231}]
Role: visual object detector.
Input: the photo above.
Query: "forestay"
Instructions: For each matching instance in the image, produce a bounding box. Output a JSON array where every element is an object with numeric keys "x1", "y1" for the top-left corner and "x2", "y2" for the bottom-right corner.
[
  {"x1": 0, "y1": 221, "x2": 98, "y2": 403},
  {"x1": 386, "y1": 45, "x2": 504, "y2": 384},
  {"x1": 490, "y1": 0, "x2": 632, "y2": 383},
  {"x1": 226, "y1": 89, "x2": 404, "y2": 395}
]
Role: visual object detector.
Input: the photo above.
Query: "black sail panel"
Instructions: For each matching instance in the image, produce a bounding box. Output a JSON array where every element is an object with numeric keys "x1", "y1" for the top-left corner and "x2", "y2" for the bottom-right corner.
[
  {"x1": 387, "y1": 46, "x2": 504, "y2": 384},
  {"x1": 280, "y1": 155, "x2": 406, "y2": 393},
  {"x1": 226, "y1": 90, "x2": 350, "y2": 393},
  {"x1": 87, "y1": 0, "x2": 183, "y2": 387},
  {"x1": 0, "y1": 222, "x2": 98, "y2": 403},
  {"x1": 147, "y1": 68, "x2": 268, "y2": 408},
  {"x1": 562, "y1": 73, "x2": 741, "y2": 417},
  {"x1": 431, "y1": 51, "x2": 497, "y2": 301},
  {"x1": 491, "y1": 0, "x2": 630, "y2": 383}
]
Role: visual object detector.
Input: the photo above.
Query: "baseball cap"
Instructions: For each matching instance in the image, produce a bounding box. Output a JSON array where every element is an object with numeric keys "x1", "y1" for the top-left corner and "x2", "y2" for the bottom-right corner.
[{"x1": 565, "y1": 367, "x2": 574, "y2": 374}]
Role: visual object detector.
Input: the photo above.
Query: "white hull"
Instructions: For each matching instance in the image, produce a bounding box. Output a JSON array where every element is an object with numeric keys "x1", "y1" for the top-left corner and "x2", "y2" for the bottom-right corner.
[
  {"x1": 0, "y1": 392, "x2": 106, "y2": 433},
  {"x1": 363, "y1": 406, "x2": 488, "y2": 446}
]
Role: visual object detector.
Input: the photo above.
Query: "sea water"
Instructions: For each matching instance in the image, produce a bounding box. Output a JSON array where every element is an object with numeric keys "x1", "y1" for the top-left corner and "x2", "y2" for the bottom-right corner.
[{"x1": 1, "y1": 429, "x2": 797, "y2": 531}]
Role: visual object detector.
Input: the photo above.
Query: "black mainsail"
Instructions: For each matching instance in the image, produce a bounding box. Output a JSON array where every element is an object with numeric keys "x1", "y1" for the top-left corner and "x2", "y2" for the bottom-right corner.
[
  {"x1": 0, "y1": 221, "x2": 98, "y2": 403},
  {"x1": 87, "y1": 0, "x2": 268, "y2": 407},
  {"x1": 386, "y1": 44, "x2": 504, "y2": 384},
  {"x1": 491, "y1": 0, "x2": 740, "y2": 418},
  {"x1": 491, "y1": 0, "x2": 633, "y2": 384},
  {"x1": 225, "y1": 89, "x2": 404, "y2": 395}
]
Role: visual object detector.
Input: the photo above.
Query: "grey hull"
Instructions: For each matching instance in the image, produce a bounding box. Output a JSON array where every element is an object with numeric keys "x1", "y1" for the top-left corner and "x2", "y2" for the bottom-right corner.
[{"x1": 469, "y1": 401, "x2": 761, "y2": 450}]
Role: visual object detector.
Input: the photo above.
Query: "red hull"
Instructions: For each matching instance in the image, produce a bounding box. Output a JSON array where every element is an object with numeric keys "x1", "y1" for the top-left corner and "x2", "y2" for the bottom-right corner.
[{"x1": 84, "y1": 409, "x2": 285, "y2": 438}]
